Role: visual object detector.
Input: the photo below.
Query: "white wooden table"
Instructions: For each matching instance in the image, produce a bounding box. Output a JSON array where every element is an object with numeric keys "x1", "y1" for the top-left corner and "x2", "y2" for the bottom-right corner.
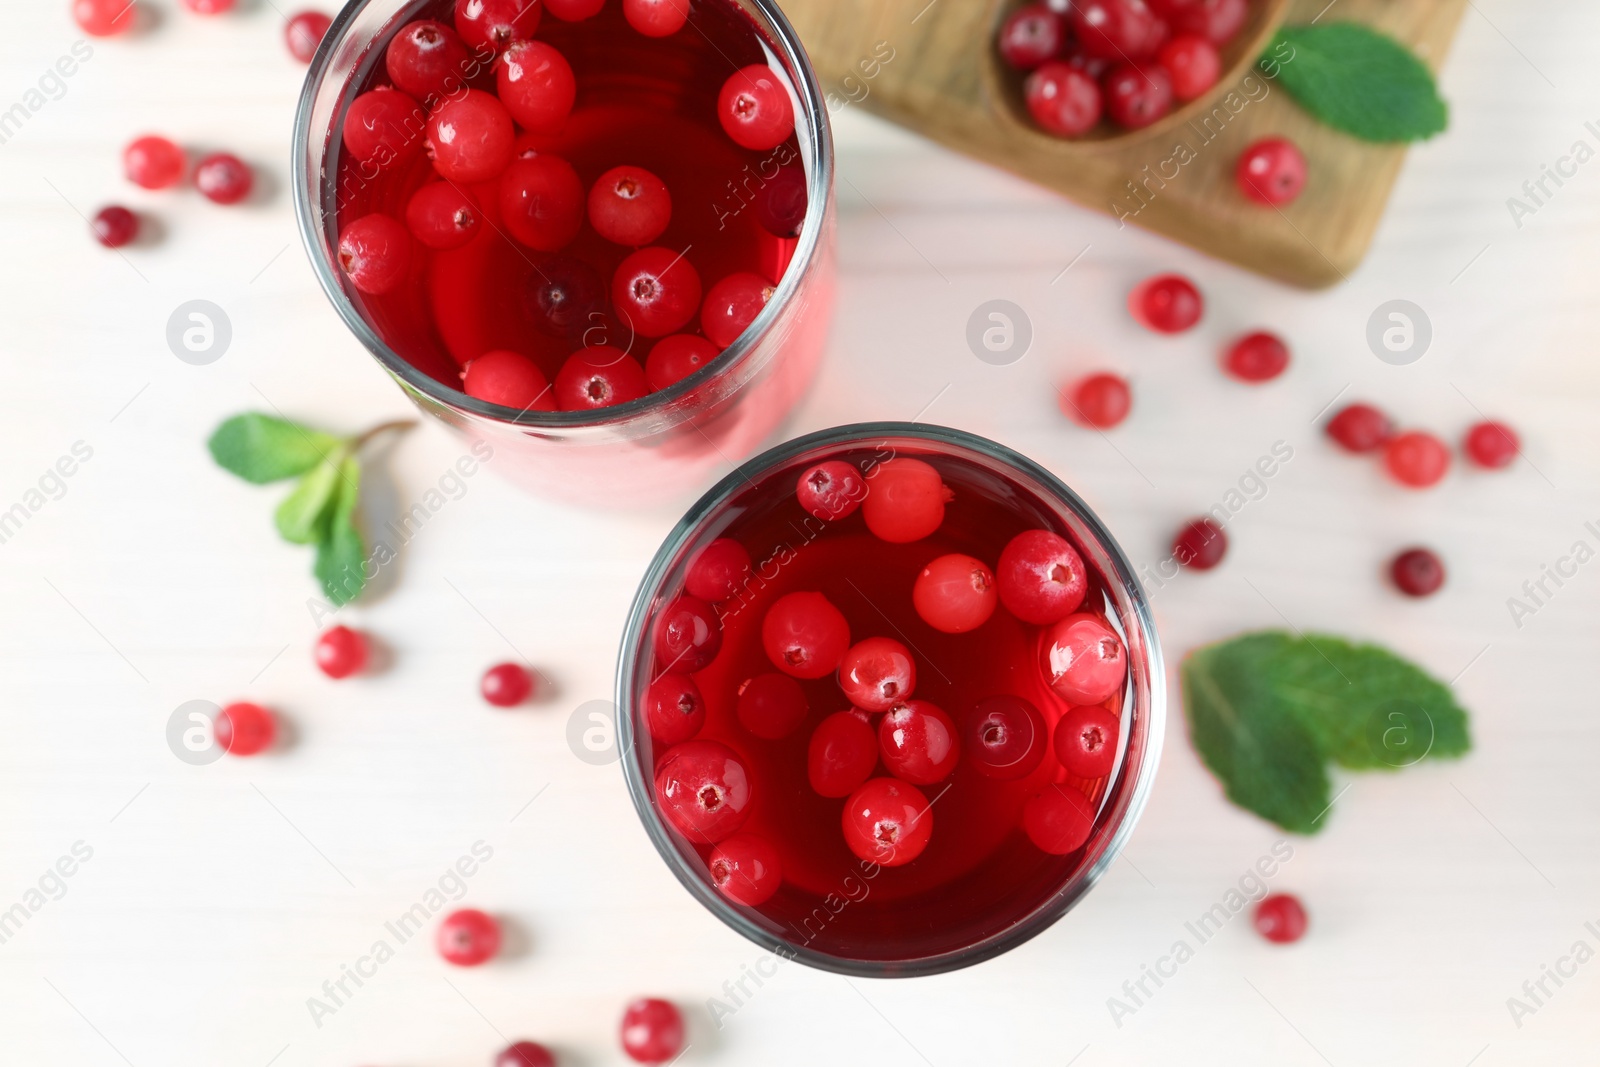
[{"x1": 2, "y1": 2, "x2": 1597, "y2": 1064}]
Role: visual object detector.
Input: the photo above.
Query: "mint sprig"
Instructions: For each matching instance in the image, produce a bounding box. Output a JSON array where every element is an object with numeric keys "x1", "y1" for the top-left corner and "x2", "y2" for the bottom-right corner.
[
  {"x1": 1268, "y1": 23, "x2": 1448, "y2": 143},
  {"x1": 1181, "y1": 631, "x2": 1470, "y2": 833},
  {"x1": 208, "y1": 414, "x2": 413, "y2": 606}
]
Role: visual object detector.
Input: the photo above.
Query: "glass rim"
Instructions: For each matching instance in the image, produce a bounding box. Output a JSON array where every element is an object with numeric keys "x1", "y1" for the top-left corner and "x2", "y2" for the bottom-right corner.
[
  {"x1": 613, "y1": 421, "x2": 1169, "y2": 977},
  {"x1": 289, "y1": 0, "x2": 834, "y2": 430}
]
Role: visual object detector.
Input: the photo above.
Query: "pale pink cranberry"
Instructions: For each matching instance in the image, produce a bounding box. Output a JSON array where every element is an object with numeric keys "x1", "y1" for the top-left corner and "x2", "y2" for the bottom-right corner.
[
  {"x1": 701, "y1": 272, "x2": 773, "y2": 348},
  {"x1": 655, "y1": 740, "x2": 752, "y2": 843},
  {"x1": 861, "y1": 458, "x2": 949, "y2": 544},
  {"x1": 913, "y1": 553, "x2": 998, "y2": 634},
  {"x1": 1063, "y1": 373, "x2": 1132, "y2": 429},
  {"x1": 1237, "y1": 137, "x2": 1308, "y2": 205},
  {"x1": 623, "y1": 0, "x2": 690, "y2": 38},
  {"x1": 215, "y1": 702, "x2": 275, "y2": 755},
  {"x1": 736, "y1": 672, "x2": 809, "y2": 740},
  {"x1": 808, "y1": 711, "x2": 878, "y2": 798},
  {"x1": 1224, "y1": 331, "x2": 1290, "y2": 382},
  {"x1": 285, "y1": 11, "x2": 331, "y2": 63},
  {"x1": 1172, "y1": 517, "x2": 1227, "y2": 570},
  {"x1": 842, "y1": 778, "x2": 933, "y2": 867},
  {"x1": 194, "y1": 152, "x2": 252, "y2": 204},
  {"x1": 314, "y1": 625, "x2": 368, "y2": 679},
  {"x1": 500, "y1": 152, "x2": 584, "y2": 250},
  {"x1": 1325, "y1": 403, "x2": 1392, "y2": 453},
  {"x1": 1054, "y1": 704, "x2": 1120, "y2": 777},
  {"x1": 686, "y1": 538, "x2": 751, "y2": 602},
  {"x1": 338, "y1": 214, "x2": 411, "y2": 295},
  {"x1": 406, "y1": 182, "x2": 481, "y2": 249},
  {"x1": 498, "y1": 39, "x2": 577, "y2": 132},
  {"x1": 1104, "y1": 63, "x2": 1173, "y2": 130},
  {"x1": 1042, "y1": 614, "x2": 1127, "y2": 704},
  {"x1": 386, "y1": 19, "x2": 474, "y2": 104},
  {"x1": 1024, "y1": 62, "x2": 1102, "y2": 138},
  {"x1": 709, "y1": 832, "x2": 782, "y2": 906},
  {"x1": 613, "y1": 247, "x2": 702, "y2": 337},
  {"x1": 1023, "y1": 783, "x2": 1095, "y2": 853},
  {"x1": 91, "y1": 206, "x2": 139, "y2": 248},
  {"x1": 427, "y1": 89, "x2": 514, "y2": 182},
  {"x1": 1464, "y1": 420, "x2": 1519, "y2": 469},
  {"x1": 1130, "y1": 272, "x2": 1202, "y2": 333},
  {"x1": 1158, "y1": 33, "x2": 1220, "y2": 101},
  {"x1": 342, "y1": 88, "x2": 426, "y2": 167},
  {"x1": 463, "y1": 350, "x2": 555, "y2": 411},
  {"x1": 1254, "y1": 893, "x2": 1308, "y2": 943},
  {"x1": 482, "y1": 662, "x2": 534, "y2": 706},
  {"x1": 796, "y1": 461, "x2": 866, "y2": 521},
  {"x1": 645, "y1": 672, "x2": 705, "y2": 745},
  {"x1": 553, "y1": 346, "x2": 648, "y2": 410},
  {"x1": 546, "y1": 0, "x2": 604, "y2": 18},
  {"x1": 878, "y1": 700, "x2": 959, "y2": 785},
  {"x1": 996, "y1": 529, "x2": 1087, "y2": 624},
  {"x1": 620, "y1": 998, "x2": 685, "y2": 1064},
  {"x1": 718, "y1": 65, "x2": 794, "y2": 151},
  {"x1": 454, "y1": 0, "x2": 541, "y2": 54},
  {"x1": 123, "y1": 135, "x2": 186, "y2": 189},
  {"x1": 652, "y1": 594, "x2": 721, "y2": 672},
  {"x1": 74, "y1": 0, "x2": 135, "y2": 36},
  {"x1": 645, "y1": 334, "x2": 719, "y2": 391},
  {"x1": 436, "y1": 908, "x2": 500, "y2": 965},
  {"x1": 965, "y1": 695, "x2": 1047, "y2": 780},
  {"x1": 496, "y1": 1041, "x2": 556, "y2": 1067},
  {"x1": 1071, "y1": 0, "x2": 1166, "y2": 59},
  {"x1": 1384, "y1": 431, "x2": 1451, "y2": 488},
  {"x1": 838, "y1": 637, "x2": 916, "y2": 713},
  {"x1": 588, "y1": 164, "x2": 672, "y2": 246},
  {"x1": 997, "y1": 3, "x2": 1066, "y2": 71},
  {"x1": 761, "y1": 591, "x2": 849, "y2": 679}
]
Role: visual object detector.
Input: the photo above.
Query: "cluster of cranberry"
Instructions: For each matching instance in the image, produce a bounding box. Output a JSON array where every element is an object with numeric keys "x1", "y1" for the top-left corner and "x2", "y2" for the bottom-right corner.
[
  {"x1": 468, "y1": 997, "x2": 686, "y2": 1066},
  {"x1": 73, "y1": 0, "x2": 332, "y2": 57}
]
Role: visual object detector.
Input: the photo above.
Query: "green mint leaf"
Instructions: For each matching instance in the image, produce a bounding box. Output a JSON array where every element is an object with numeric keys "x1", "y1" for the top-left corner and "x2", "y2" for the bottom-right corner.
[
  {"x1": 273, "y1": 457, "x2": 345, "y2": 545},
  {"x1": 1270, "y1": 23, "x2": 1448, "y2": 143},
  {"x1": 208, "y1": 413, "x2": 343, "y2": 485},
  {"x1": 313, "y1": 458, "x2": 366, "y2": 607}
]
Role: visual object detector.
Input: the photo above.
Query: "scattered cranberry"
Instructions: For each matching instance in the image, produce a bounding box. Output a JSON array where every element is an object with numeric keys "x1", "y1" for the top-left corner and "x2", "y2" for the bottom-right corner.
[
  {"x1": 123, "y1": 135, "x2": 185, "y2": 190},
  {"x1": 1390, "y1": 547, "x2": 1445, "y2": 598},
  {"x1": 1464, "y1": 420, "x2": 1519, "y2": 469},
  {"x1": 719, "y1": 65, "x2": 795, "y2": 151},
  {"x1": 1023, "y1": 783, "x2": 1095, "y2": 854},
  {"x1": 1130, "y1": 273, "x2": 1202, "y2": 333},
  {"x1": 997, "y1": 529, "x2": 1087, "y2": 625},
  {"x1": 1165, "y1": 0, "x2": 1247, "y2": 46},
  {"x1": 337, "y1": 213, "x2": 411, "y2": 295},
  {"x1": 554, "y1": 345, "x2": 650, "y2": 410},
  {"x1": 427, "y1": 89, "x2": 515, "y2": 182},
  {"x1": 861, "y1": 458, "x2": 949, "y2": 544},
  {"x1": 1023, "y1": 62, "x2": 1103, "y2": 138},
  {"x1": 194, "y1": 152, "x2": 253, "y2": 205},
  {"x1": 652, "y1": 594, "x2": 722, "y2": 672},
  {"x1": 1171, "y1": 517, "x2": 1227, "y2": 570},
  {"x1": 1042, "y1": 614, "x2": 1127, "y2": 704},
  {"x1": 588, "y1": 164, "x2": 671, "y2": 247},
  {"x1": 436, "y1": 907, "x2": 501, "y2": 966},
  {"x1": 964, "y1": 694, "x2": 1047, "y2": 780},
  {"x1": 499, "y1": 40, "x2": 577, "y2": 132},
  {"x1": 755, "y1": 163, "x2": 807, "y2": 237},
  {"x1": 405, "y1": 182, "x2": 481, "y2": 249},
  {"x1": 496, "y1": 1041, "x2": 556, "y2": 1067},
  {"x1": 1158, "y1": 34, "x2": 1220, "y2": 101},
  {"x1": 736, "y1": 672, "x2": 809, "y2": 740},
  {"x1": 1104, "y1": 63, "x2": 1173, "y2": 130},
  {"x1": 454, "y1": 0, "x2": 541, "y2": 54},
  {"x1": 645, "y1": 334, "x2": 719, "y2": 391},
  {"x1": 761, "y1": 591, "x2": 849, "y2": 679},
  {"x1": 314, "y1": 625, "x2": 368, "y2": 679},
  {"x1": 546, "y1": 0, "x2": 604, "y2": 18},
  {"x1": 1062, "y1": 372, "x2": 1132, "y2": 429},
  {"x1": 1054, "y1": 704, "x2": 1120, "y2": 778},
  {"x1": 481, "y1": 662, "x2": 534, "y2": 706},
  {"x1": 285, "y1": 11, "x2": 332, "y2": 62},
  {"x1": 1384, "y1": 431, "x2": 1451, "y2": 489},
  {"x1": 1071, "y1": 0, "x2": 1166, "y2": 59},
  {"x1": 709, "y1": 832, "x2": 782, "y2": 906},
  {"x1": 463, "y1": 349, "x2": 555, "y2": 410},
  {"x1": 796, "y1": 460, "x2": 866, "y2": 522},
  {"x1": 807, "y1": 711, "x2": 878, "y2": 798},
  {"x1": 655, "y1": 740, "x2": 752, "y2": 843},
  {"x1": 997, "y1": 3, "x2": 1066, "y2": 70},
  {"x1": 839, "y1": 637, "x2": 916, "y2": 713},
  {"x1": 526, "y1": 254, "x2": 607, "y2": 339},
  {"x1": 215, "y1": 702, "x2": 275, "y2": 756},
  {"x1": 686, "y1": 538, "x2": 751, "y2": 602},
  {"x1": 701, "y1": 272, "x2": 773, "y2": 348},
  {"x1": 181, "y1": 0, "x2": 235, "y2": 14},
  {"x1": 91, "y1": 206, "x2": 139, "y2": 249},
  {"x1": 879, "y1": 700, "x2": 960, "y2": 785},
  {"x1": 841, "y1": 777, "x2": 933, "y2": 867},
  {"x1": 1325, "y1": 403, "x2": 1392, "y2": 453},
  {"x1": 500, "y1": 153, "x2": 585, "y2": 250},
  {"x1": 342, "y1": 88, "x2": 426, "y2": 167},
  {"x1": 1253, "y1": 892, "x2": 1308, "y2": 944},
  {"x1": 613, "y1": 246, "x2": 702, "y2": 337},
  {"x1": 74, "y1": 0, "x2": 135, "y2": 36},
  {"x1": 1223, "y1": 330, "x2": 1289, "y2": 382},
  {"x1": 1237, "y1": 137, "x2": 1308, "y2": 206},
  {"x1": 623, "y1": 0, "x2": 690, "y2": 38},
  {"x1": 645, "y1": 672, "x2": 705, "y2": 745},
  {"x1": 386, "y1": 19, "x2": 474, "y2": 104},
  {"x1": 620, "y1": 998, "x2": 685, "y2": 1065},
  {"x1": 913, "y1": 553, "x2": 998, "y2": 634}
]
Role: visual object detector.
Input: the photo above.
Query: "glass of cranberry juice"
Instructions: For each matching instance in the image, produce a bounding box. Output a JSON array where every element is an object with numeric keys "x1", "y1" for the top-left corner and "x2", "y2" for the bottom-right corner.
[
  {"x1": 291, "y1": 0, "x2": 834, "y2": 506},
  {"x1": 617, "y1": 423, "x2": 1165, "y2": 976}
]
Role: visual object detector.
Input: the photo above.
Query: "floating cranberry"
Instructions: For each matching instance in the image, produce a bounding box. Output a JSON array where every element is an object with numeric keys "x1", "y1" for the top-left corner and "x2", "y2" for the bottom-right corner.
[
  {"x1": 285, "y1": 11, "x2": 332, "y2": 62},
  {"x1": 653, "y1": 594, "x2": 722, "y2": 672},
  {"x1": 454, "y1": 0, "x2": 541, "y2": 54},
  {"x1": 1224, "y1": 330, "x2": 1289, "y2": 382},
  {"x1": 861, "y1": 458, "x2": 949, "y2": 543},
  {"x1": 91, "y1": 206, "x2": 139, "y2": 248},
  {"x1": 342, "y1": 88, "x2": 426, "y2": 167},
  {"x1": 1042, "y1": 614, "x2": 1127, "y2": 704},
  {"x1": 842, "y1": 777, "x2": 933, "y2": 867},
  {"x1": 546, "y1": 0, "x2": 604, "y2": 18},
  {"x1": 709, "y1": 832, "x2": 782, "y2": 906},
  {"x1": 215, "y1": 702, "x2": 275, "y2": 756},
  {"x1": 1158, "y1": 34, "x2": 1220, "y2": 101},
  {"x1": 463, "y1": 350, "x2": 555, "y2": 410},
  {"x1": 1325, "y1": 403, "x2": 1392, "y2": 453},
  {"x1": 386, "y1": 19, "x2": 474, "y2": 104},
  {"x1": 1130, "y1": 273, "x2": 1202, "y2": 333},
  {"x1": 405, "y1": 182, "x2": 481, "y2": 249},
  {"x1": 655, "y1": 740, "x2": 752, "y2": 843},
  {"x1": 1237, "y1": 137, "x2": 1308, "y2": 206},
  {"x1": 123, "y1": 135, "x2": 186, "y2": 190},
  {"x1": 1104, "y1": 63, "x2": 1173, "y2": 130},
  {"x1": 314, "y1": 625, "x2": 368, "y2": 679},
  {"x1": 808, "y1": 711, "x2": 878, "y2": 798},
  {"x1": 879, "y1": 700, "x2": 959, "y2": 785},
  {"x1": 755, "y1": 164, "x2": 807, "y2": 237},
  {"x1": 965, "y1": 695, "x2": 1048, "y2": 781},
  {"x1": 1253, "y1": 892, "x2": 1308, "y2": 944},
  {"x1": 428, "y1": 89, "x2": 515, "y2": 182},
  {"x1": 1071, "y1": 0, "x2": 1166, "y2": 59},
  {"x1": 1166, "y1": 0, "x2": 1247, "y2": 45},
  {"x1": 701, "y1": 272, "x2": 773, "y2": 348},
  {"x1": 913, "y1": 553, "x2": 998, "y2": 634},
  {"x1": 500, "y1": 152, "x2": 584, "y2": 250},
  {"x1": 588, "y1": 164, "x2": 671, "y2": 247},
  {"x1": 1063, "y1": 372, "x2": 1132, "y2": 429},
  {"x1": 1023, "y1": 62, "x2": 1102, "y2": 138},
  {"x1": 620, "y1": 998, "x2": 685, "y2": 1064},
  {"x1": 645, "y1": 672, "x2": 705, "y2": 745},
  {"x1": 554, "y1": 345, "x2": 649, "y2": 410},
  {"x1": 496, "y1": 1041, "x2": 556, "y2": 1067},
  {"x1": 526, "y1": 254, "x2": 607, "y2": 339},
  {"x1": 74, "y1": 0, "x2": 135, "y2": 36},
  {"x1": 996, "y1": 529, "x2": 1087, "y2": 625},
  {"x1": 762, "y1": 591, "x2": 849, "y2": 679},
  {"x1": 1390, "y1": 547, "x2": 1445, "y2": 598},
  {"x1": 686, "y1": 538, "x2": 752, "y2": 602},
  {"x1": 436, "y1": 908, "x2": 500, "y2": 965},
  {"x1": 1171, "y1": 517, "x2": 1227, "y2": 570},
  {"x1": 194, "y1": 152, "x2": 252, "y2": 205},
  {"x1": 736, "y1": 672, "x2": 809, "y2": 740},
  {"x1": 1464, "y1": 420, "x2": 1519, "y2": 469},
  {"x1": 645, "y1": 334, "x2": 719, "y2": 390},
  {"x1": 796, "y1": 460, "x2": 866, "y2": 522},
  {"x1": 481, "y1": 662, "x2": 534, "y2": 706},
  {"x1": 719, "y1": 64, "x2": 795, "y2": 151},
  {"x1": 839, "y1": 637, "x2": 916, "y2": 713},
  {"x1": 997, "y1": 3, "x2": 1066, "y2": 71},
  {"x1": 499, "y1": 39, "x2": 577, "y2": 132},
  {"x1": 1384, "y1": 431, "x2": 1450, "y2": 488},
  {"x1": 622, "y1": 0, "x2": 690, "y2": 37},
  {"x1": 613, "y1": 246, "x2": 702, "y2": 337},
  {"x1": 337, "y1": 213, "x2": 411, "y2": 295},
  {"x1": 1054, "y1": 704, "x2": 1120, "y2": 778},
  {"x1": 181, "y1": 0, "x2": 235, "y2": 14},
  {"x1": 1023, "y1": 783, "x2": 1095, "y2": 854}
]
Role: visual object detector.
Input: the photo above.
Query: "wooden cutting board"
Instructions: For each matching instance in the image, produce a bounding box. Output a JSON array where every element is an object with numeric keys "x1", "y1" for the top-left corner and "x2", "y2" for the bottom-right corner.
[{"x1": 778, "y1": 0, "x2": 1470, "y2": 288}]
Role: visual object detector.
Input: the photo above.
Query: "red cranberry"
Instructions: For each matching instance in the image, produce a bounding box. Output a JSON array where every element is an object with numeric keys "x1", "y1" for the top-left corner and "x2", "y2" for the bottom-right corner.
[
  {"x1": 842, "y1": 778, "x2": 933, "y2": 867},
  {"x1": 645, "y1": 334, "x2": 719, "y2": 390},
  {"x1": 1167, "y1": 0, "x2": 1247, "y2": 44},
  {"x1": 623, "y1": 0, "x2": 690, "y2": 38},
  {"x1": 123, "y1": 135, "x2": 185, "y2": 190},
  {"x1": 500, "y1": 152, "x2": 584, "y2": 250},
  {"x1": 74, "y1": 0, "x2": 135, "y2": 36},
  {"x1": 1172, "y1": 517, "x2": 1227, "y2": 570},
  {"x1": 1054, "y1": 704, "x2": 1120, "y2": 778},
  {"x1": 736, "y1": 672, "x2": 809, "y2": 740},
  {"x1": 862, "y1": 458, "x2": 949, "y2": 544},
  {"x1": 998, "y1": 3, "x2": 1066, "y2": 71},
  {"x1": 879, "y1": 700, "x2": 959, "y2": 785},
  {"x1": 405, "y1": 182, "x2": 481, "y2": 249},
  {"x1": 1254, "y1": 893, "x2": 1308, "y2": 944},
  {"x1": 428, "y1": 89, "x2": 515, "y2": 182},
  {"x1": 620, "y1": 998, "x2": 685, "y2": 1065},
  {"x1": 463, "y1": 350, "x2": 555, "y2": 410},
  {"x1": 655, "y1": 740, "x2": 752, "y2": 843},
  {"x1": 285, "y1": 11, "x2": 332, "y2": 62},
  {"x1": 337, "y1": 214, "x2": 411, "y2": 295},
  {"x1": 686, "y1": 538, "x2": 751, "y2": 602},
  {"x1": 546, "y1": 0, "x2": 604, "y2": 18},
  {"x1": 965, "y1": 695, "x2": 1048, "y2": 780},
  {"x1": 496, "y1": 1041, "x2": 556, "y2": 1067},
  {"x1": 1071, "y1": 0, "x2": 1166, "y2": 59},
  {"x1": 839, "y1": 637, "x2": 916, "y2": 713},
  {"x1": 1390, "y1": 547, "x2": 1445, "y2": 598},
  {"x1": 1237, "y1": 137, "x2": 1308, "y2": 206},
  {"x1": 701, "y1": 272, "x2": 773, "y2": 348},
  {"x1": 653, "y1": 594, "x2": 721, "y2": 672},
  {"x1": 1130, "y1": 273, "x2": 1202, "y2": 333},
  {"x1": 482, "y1": 662, "x2": 534, "y2": 706},
  {"x1": 1042, "y1": 614, "x2": 1127, "y2": 704},
  {"x1": 499, "y1": 40, "x2": 577, "y2": 132},
  {"x1": 194, "y1": 152, "x2": 252, "y2": 205},
  {"x1": 526, "y1": 254, "x2": 607, "y2": 339},
  {"x1": 181, "y1": 0, "x2": 235, "y2": 14},
  {"x1": 808, "y1": 711, "x2": 878, "y2": 798},
  {"x1": 215, "y1": 702, "x2": 275, "y2": 756},
  {"x1": 314, "y1": 625, "x2": 368, "y2": 679},
  {"x1": 1384, "y1": 431, "x2": 1451, "y2": 488},
  {"x1": 755, "y1": 163, "x2": 807, "y2": 237},
  {"x1": 762, "y1": 591, "x2": 849, "y2": 679},
  {"x1": 1158, "y1": 34, "x2": 1220, "y2": 101},
  {"x1": 554, "y1": 345, "x2": 649, "y2": 410},
  {"x1": 997, "y1": 529, "x2": 1087, "y2": 624},
  {"x1": 1464, "y1": 420, "x2": 1519, "y2": 469},
  {"x1": 709, "y1": 832, "x2": 782, "y2": 906},
  {"x1": 1063, "y1": 372, "x2": 1132, "y2": 429},
  {"x1": 718, "y1": 65, "x2": 795, "y2": 151},
  {"x1": 91, "y1": 206, "x2": 139, "y2": 249},
  {"x1": 588, "y1": 164, "x2": 672, "y2": 247},
  {"x1": 645, "y1": 672, "x2": 705, "y2": 745},
  {"x1": 1325, "y1": 403, "x2": 1392, "y2": 453},
  {"x1": 1224, "y1": 330, "x2": 1290, "y2": 382},
  {"x1": 613, "y1": 247, "x2": 702, "y2": 338},
  {"x1": 454, "y1": 0, "x2": 541, "y2": 54},
  {"x1": 1023, "y1": 62, "x2": 1102, "y2": 138},
  {"x1": 1023, "y1": 783, "x2": 1095, "y2": 854},
  {"x1": 386, "y1": 19, "x2": 474, "y2": 104},
  {"x1": 796, "y1": 461, "x2": 866, "y2": 522},
  {"x1": 436, "y1": 908, "x2": 500, "y2": 966},
  {"x1": 1104, "y1": 63, "x2": 1173, "y2": 130},
  {"x1": 342, "y1": 88, "x2": 426, "y2": 167},
  {"x1": 913, "y1": 553, "x2": 998, "y2": 634}
]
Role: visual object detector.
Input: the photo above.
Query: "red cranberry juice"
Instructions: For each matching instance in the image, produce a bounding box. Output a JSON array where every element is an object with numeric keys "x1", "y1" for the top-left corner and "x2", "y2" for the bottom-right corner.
[{"x1": 638, "y1": 447, "x2": 1133, "y2": 964}]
